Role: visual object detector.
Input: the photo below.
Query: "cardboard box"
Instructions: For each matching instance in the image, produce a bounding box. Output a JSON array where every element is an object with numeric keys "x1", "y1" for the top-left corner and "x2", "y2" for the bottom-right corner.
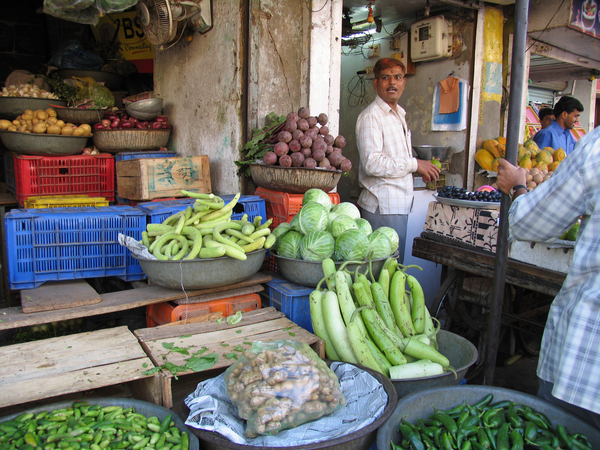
[
  {"x1": 423, "y1": 201, "x2": 499, "y2": 253},
  {"x1": 116, "y1": 156, "x2": 211, "y2": 200}
]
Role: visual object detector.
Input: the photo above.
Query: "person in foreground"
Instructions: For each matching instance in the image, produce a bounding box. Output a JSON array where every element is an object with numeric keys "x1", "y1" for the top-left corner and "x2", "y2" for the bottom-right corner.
[
  {"x1": 496, "y1": 126, "x2": 600, "y2": 429},
  {"x1": 532, "y1": 96, "x2": 583, "y2": 155},
  {"x1": 355, "y1": 57, "x2": 440, "y2": 263}
]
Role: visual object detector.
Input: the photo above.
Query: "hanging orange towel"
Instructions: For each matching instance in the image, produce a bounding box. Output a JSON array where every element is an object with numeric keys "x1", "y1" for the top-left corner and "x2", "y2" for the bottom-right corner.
[{"x1": 438, "y1": 75, "x2": 460, "y2": 114}]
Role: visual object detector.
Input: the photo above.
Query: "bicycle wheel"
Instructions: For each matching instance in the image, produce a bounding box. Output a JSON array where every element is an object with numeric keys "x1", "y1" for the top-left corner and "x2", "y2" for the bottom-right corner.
[{"x1": 512, "y1": 288, "x2": 551, "y2": 356}]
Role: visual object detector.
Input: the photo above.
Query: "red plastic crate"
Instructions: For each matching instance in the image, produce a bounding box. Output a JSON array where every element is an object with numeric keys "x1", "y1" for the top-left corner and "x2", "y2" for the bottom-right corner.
[
  {"x1": 146, "y1": 293, "x2": 261, "y2": 327},
  {"x1": 255, "y1": 187, "x2": 340, "y2": 229},
  {"x1": 13, "y1": 153, "x2": 115, "y2": 207}
]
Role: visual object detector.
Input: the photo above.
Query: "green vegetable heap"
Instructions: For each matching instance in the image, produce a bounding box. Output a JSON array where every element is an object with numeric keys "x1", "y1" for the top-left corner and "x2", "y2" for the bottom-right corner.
[
  {"x1": 0, "y1": 402, "x2": 191, "y2": 450},
  {"x1": 393, "y1": 393, "x2": 593, "y2": 450}
]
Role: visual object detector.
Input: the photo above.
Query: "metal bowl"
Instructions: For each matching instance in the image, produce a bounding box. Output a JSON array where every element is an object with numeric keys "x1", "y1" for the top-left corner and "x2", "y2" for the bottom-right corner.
[
  {"x1": 189, "y1": 361, "x2": 398, "y2": 450},
  {"x1": 0, "y1": 131, "x2": 89, "y2": 156},
  {"x1": 377, "y1": 385, "x2": 600, "y2": 450},
  {"x1": 273, "y1": 254, "x2": 388, "y2": 288},
  {"x1": 133, "y1": 249, "x2": 267, "y2": 290},
  {"x1": 57, "y1": 69, "x2": 123, "y2": 90},
  {"x1": 250, "y1": 164, "x2": 342, "y2": 194},
  {"x1": 0, "y1": 97, "x2": 67, "y2": 120},
  {"x1": 56, "y1": 107, "x2": 107, "y2": 124},
  {"x1": 412, "y1": 145, "x2": 452, "y2": 161},
  {"x1": 0, "y1": 397, "x2": 199, "y2": 450},
  {"x1": 125, "y1": 98, "x2": 164, "y2": 120},
  {"x1": 93, "y1": 129, "x2": 171, "y2": 152},
  {"x1": 390, "y1": 330, "x2": 478, "y2": 399}
]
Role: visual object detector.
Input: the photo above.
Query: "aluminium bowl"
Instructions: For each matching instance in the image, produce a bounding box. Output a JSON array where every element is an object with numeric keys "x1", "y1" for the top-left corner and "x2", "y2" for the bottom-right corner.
[
  {"x1": 125, "y1": 98, "x2": 164, "y2": 120},
  {"x1": 56, "y1": 107, "x2": 106, "y2": 124},
  {"x1": 93, "y1": 129, "x2": 171, "y2": 152},
  {"x1": 273, "y1": 254, "x2": 388, "y2": 288},
  {"x1": 377, "y1": 385, "x2": 600, "y2": 450},
  {"x1": 0, "y1": 97, "x2": 67, "y2": 120},
  {"x1": 390, "y1": 329, "x2": 478, "y2": 399},
  {"x1": 412, "y1": 145, "x2": 452, "y2": 161},
  {"x1": 249, "y1": 163, "x2": 342, "y2": 194},
  {"x1": 133, "y1": 248, "x2": 267, "y2": 290},
  {"x1": 0, "y1": 130, "x2": 88, "y2": 156}
]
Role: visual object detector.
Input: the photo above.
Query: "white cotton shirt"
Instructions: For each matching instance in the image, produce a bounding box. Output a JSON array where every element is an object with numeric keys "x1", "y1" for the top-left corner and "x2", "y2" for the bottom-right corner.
[
  {"x1": 356, "y1": 95, "x2": 418, "y2": 215},
  {"x1": 508, "y1": 125, "x2": 600, "y2": 415}
]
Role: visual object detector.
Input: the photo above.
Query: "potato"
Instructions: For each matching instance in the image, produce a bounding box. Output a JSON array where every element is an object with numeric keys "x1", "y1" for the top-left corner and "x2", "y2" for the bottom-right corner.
[
  {"x1": 47, "y1": 124, "x2": 61, "y2": 135},
  {"x1": 0, "y1": 119, "x2": 12, "y2": 130},
  {"x1": 527, "y1": 180, "x2": 537, "y2": 190},
  {"x1": 72, "y1": 126, "x2": 86, "y2": 136},
  {"x1": 45, "y1": 108, "x2": 57, "y2": 118},
  {"x1": 36, "y1": 110, "x2": 48, "y2": 120},
  {"x1": 80, "y1": 123, "x2": 92, "y2": 134},
  {"x1": 17, "y1": 125, "x2": 27, "y2": 132},
  {"x1": 46, "y1": 117, "x2": 57, "y2": 125},
  {"x1": 61, "y1": 126, "x2": 74, "y2": 136},
  {"x1": 22, "y1": 110, "x2": 34, "y2": 121},
  {"x1": 55, "y1": 120, "x2": 66, "y2": 128},
  {"x1": 12, "y1": 120, "x2": 20, "y2": 126},
  {"x1": 33, "y1": 122, "x2": 47, "y2": 134},
  {"x1": 7, "y1": 125, "x2": 17, "y2": 131}
]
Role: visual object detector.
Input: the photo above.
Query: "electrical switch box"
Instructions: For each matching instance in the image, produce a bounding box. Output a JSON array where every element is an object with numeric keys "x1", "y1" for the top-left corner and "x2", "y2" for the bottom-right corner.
[{"x1": 410, "y1": 15, "x2": 452, "y2": 62}]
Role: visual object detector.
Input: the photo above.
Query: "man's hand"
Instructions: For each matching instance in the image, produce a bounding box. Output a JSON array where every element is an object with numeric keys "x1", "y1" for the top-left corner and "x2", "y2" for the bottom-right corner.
[
  {"x1": 416, "y1": 160, "x2": 441, "y2": 183},
  {"x1": 496, "y1": 158, "x2": 527, "y2": 195}
]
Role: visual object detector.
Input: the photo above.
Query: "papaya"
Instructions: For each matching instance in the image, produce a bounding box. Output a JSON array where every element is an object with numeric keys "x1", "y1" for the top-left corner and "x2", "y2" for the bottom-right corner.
[
  {"x1": 497, "y1": 143, "x2": 506, "y2": 158},
  {"x1": 475, "y1": 148, "x2": 495, "y2": 171},
  {"x1": 483, "y1": 139, "x2": 502, "y2": 158},
  {"x1": 491, "y1": 157, "x2": 501, "y2": 172},
  {"x1": 534, "y1": 161, "x2": 548, "y2": 172},
  {"x1": 537, "y1": 150, "x2": 553, "y2": 165},
  {"x1": 519, "y1": 155, "x2": 533, "y2": 170},
  {"x1": 517, "y1": 145, "x2": 531, "y2": 163},
  {"x1": 543, "y1": 146, "x2": 555, "y2": 156},
  {"x1": 548, "y1": 161, "x2": 560, "y2": 172},
  {"x1": 524, "y1": 139, "x2": 540, "y2": 157},
  {"x1": 496, "y1": 136, "x2": 507, "y2": 145},
  {"x1": 554, "y1": 148, "x2": 566, "y2": 162}
]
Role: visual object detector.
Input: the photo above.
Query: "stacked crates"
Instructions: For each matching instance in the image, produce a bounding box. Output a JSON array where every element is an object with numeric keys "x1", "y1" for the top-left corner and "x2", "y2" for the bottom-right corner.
[{"x1": 262, "y1": 275, "x2": 314, "y2": 333}]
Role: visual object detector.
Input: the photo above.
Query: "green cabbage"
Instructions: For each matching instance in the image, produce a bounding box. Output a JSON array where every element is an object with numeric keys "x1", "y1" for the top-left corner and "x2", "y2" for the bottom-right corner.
[
  {"x1": 296, "y1": 202, "x2": 329, "y2": 234},
  {"x1": 332, "y1": 202, "x2": 361, "y2": 220},
  {"x1": 330, "y1": 215, "x2": 358, "y2": 239},
  {"x1": 376, "y1": 226, "x2": 400, "y2": 253},
  {"x1": 289, "y1": 214, "x2": 300, "y2": 231},
  {"x1": 272, "y1": 222, "x2": 291, "y2": 239},
  {"x1": 327, "y1": 212, "x2": 339, "y2": 227},
  {"x1": 302, "y1": 188, "x2": 333, "y2": 212},
  {"x1": 300, "y1": 230, "x2": 335, "y2": 261},
  {"x1": 355, "y1": 218, "x2": 373, "y2": 236},
  {"x1": 277, "y1": 231, "x2": 303, "y2": 259},
  {"x1": 334, "y1": 229, "x2": 369, "y2": 262},
  {"x1": 366, "y1": 230, "x2": 392, "y2": 260}
]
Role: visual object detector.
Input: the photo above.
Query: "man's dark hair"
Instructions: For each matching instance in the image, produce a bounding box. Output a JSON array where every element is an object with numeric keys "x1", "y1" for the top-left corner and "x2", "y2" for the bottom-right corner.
[
  {"x1": 373, "y1": 58, "x2": 406, "y2": 79},
  {"x1": 554, "y1": 96, "x2": 584, "y2": 116},
  {"x1": 538, "y1": 107, "x2": 554, "y2": 121}
]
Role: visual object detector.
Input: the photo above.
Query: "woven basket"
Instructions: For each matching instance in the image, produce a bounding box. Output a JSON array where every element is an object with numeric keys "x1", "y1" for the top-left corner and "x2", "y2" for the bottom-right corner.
[
  {"x1": 249, "y1": 163, "x2": 342, "y2": 194},
  {"x1": 56, "y1": 108, "x2": 106, "y2": 124},
  {"x1": 92, "y1": 129, "x2": 171, "y2": 152}
]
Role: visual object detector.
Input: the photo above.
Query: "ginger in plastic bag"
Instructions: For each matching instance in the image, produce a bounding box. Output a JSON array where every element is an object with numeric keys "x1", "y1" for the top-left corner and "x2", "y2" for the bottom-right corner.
[
  {"x1": 73, "y1": 76, "x2": 115, "y2": 108},
  {"x1": 224, "y1": 340, "x2": 346, "y2": 438}
]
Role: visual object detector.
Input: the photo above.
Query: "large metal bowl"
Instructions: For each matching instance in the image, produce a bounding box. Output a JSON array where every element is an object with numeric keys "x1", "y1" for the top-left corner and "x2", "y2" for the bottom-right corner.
[
  {"x1": 56, "y1": 107, "x2": 106, "y2": 124},
  {"x1": 133, "y1": 249, "x2": 267, "y2": 290},
  {"x1": 57, "y1": 69, "x2": 123, "y2": 90},
  {"x1": 412, "y1": 145, "x2": 452, "y2": 161},
  {"x1": 0, "y1": 131, "x2": 89, "y2": 156},
  {"x1": 0, "y1": 97, "x2": 67, "y2": 120},
  {"x1": 273, "y1": 254, "x2": 388, "y2": 288},
  {"x1": 188, "y1": 361, "x2": 398, "y2": 450},
  {"x1": 0, "y1": 397, "x2": 199, "y2": 450},
  {"x1": 125, "y1": 98, "x2": 164, "y2": 120},
  {"x1": 390, "y1": 330, "x2": 478, "y2": 399},
  {"x1": 377, "y1": 385, "x2": 600, "y2": 450},
  {"x1": 250, "y1": 164, "x2": 342, "y2": 194}
]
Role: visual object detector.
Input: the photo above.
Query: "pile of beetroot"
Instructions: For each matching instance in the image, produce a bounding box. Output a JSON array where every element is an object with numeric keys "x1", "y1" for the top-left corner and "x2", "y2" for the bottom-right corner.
[
  {"x1": 93, "y1": 111, "x2": 172, "y2": 130},
  {"x1": 263, "y1": 107, "x2": 351, "y2": 173}
]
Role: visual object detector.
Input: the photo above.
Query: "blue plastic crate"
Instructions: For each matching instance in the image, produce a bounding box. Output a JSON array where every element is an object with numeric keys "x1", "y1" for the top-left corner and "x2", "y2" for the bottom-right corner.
[
  {"x1": 5, "y1": 206, "x2": 147, "y2": 290},
  {"x1": 139, "y1": 195, "x2": 267, "y2": 225},
  {"x1": 115, "y1": 151, "x2": 177, "y2": 162},
  {"x1": 264, "y1": 278, "x2": 314, "y2": 333}
]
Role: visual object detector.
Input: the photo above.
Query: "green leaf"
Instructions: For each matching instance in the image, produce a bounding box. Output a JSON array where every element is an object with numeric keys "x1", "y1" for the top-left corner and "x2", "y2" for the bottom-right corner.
[
  {"x1": 234, "y1": 345, "x2": 243, "y2": 352},
  {"x1": 288, "y1": 332, "x2": 296, "y2": 337},
  {"x1": 235, "y1": 330, "x2": 242, "y2": 334},
  {"x1": 227, "y1": 311, "x2": 243, "y2": 325},
  {"x1": 243, "y1": 341, "x2": 252, "y2": 346},
  {"x1": 221, "y1": 342, "x2": 229, "y2": 347},
  {"x1": 162, "y1": 342, "x2": 174, "y2": 349},
  {"x1": 185, "y1": 353, "x2": 219, "y2": 372},
  {"x1": 142, "y1": 367, "x2": 162, "y2": 376},
  {"x1": 224, "y1": 353, "x2": 238, "y2": 360},
  {"x1": 217, "y1": 318, "x2": 223, "y2": 325},
  {"x1": 179, "y1": 335, "x2": 192, "y2": 338}
]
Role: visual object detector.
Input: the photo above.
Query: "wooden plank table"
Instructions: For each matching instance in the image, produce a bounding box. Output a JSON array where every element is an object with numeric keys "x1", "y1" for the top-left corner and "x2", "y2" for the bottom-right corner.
[
  {"x1": 0, "y1": 273, "x2": 272, "y2": 331},
  {"x1": 0, "y1": 326, "x2": 160, "y2": 409},
  {"x1": 412, "y1": 233, "x2": 566, "y2": 297},
  {"x1": 134, "y1": 307, "x2": 324, "y2": 408}
]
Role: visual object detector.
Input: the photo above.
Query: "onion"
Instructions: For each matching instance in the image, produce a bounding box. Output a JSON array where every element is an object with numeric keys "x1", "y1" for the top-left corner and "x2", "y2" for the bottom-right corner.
[
  {"x1": 111, "y1": 119, "x2": 121, "y2": 129},
  {"x1": 93, "y1": 123, "x2": 104, "y2": 130},
  {"x1": 155, "y1": 116, "x2": 168, "y2": 122},
  {"x1": 136, "y1": 122, "x2": 148, "y2": 129},
  {"x1": 121, "y1": 121, "x2": 133, "y2": 128},
  {"x1": 151, "y1": 121, "x2": 162, "y2": 129},
  {"x1": 129, "y1": 117, "x2": 138, "y2": 124},
  {"x1": 161, "y1": 122, "x2": 173, "y2": 130},
  {"x1": 101, "y1": 119, "x2": 111, "y2": 129}
]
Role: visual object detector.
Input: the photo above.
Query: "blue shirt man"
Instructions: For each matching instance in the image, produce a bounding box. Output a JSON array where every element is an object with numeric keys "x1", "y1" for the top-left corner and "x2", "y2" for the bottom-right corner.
[{"x1": 532, "y1": 96, "x2": 584, "y2": 155}]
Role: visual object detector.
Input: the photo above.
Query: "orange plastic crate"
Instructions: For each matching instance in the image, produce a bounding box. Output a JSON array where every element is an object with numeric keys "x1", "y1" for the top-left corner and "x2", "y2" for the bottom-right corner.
[
  {"x1": 146, "y1": 293, "x2": 261, "y2": 327},
  {"x1": 255, "y1": 187, "x2": 340, "y2": 229}
]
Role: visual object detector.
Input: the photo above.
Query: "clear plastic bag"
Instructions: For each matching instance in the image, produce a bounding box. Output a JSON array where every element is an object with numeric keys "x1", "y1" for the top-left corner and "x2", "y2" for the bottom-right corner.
[
  {"x1": 73, "y1": 76, "x2": 115, "y2": 108},
  {"x1": 95, "y1": 0, "x2": 138, "y2": 15},
  {"x1": 224, "y1": 340, "x2": 346, "y2": 438},
  {"x1": 43, "y1": 1, "x2": 100, "y2": 25}
]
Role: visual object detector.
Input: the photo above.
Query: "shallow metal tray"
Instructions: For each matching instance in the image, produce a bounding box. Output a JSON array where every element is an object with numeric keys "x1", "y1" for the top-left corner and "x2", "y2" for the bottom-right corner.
[
  {"x1": 433, "y1": 193, "x2": 501, "y2": 210},
  {"x1": 0, "y1": 130, "x2": 88, "y2": 156},
  {"x1": 0, "y1": 97, "x2": 67, "y2": 119}
]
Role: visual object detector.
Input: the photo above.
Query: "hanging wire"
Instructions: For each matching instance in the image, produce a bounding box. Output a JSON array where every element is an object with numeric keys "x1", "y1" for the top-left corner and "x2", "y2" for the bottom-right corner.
[
  {"x1": 347, "y1": 74, "x2": 367, "y2": 107},
  {"x1": 305, "y1": 0, "x2": 329, "y2": 13}
]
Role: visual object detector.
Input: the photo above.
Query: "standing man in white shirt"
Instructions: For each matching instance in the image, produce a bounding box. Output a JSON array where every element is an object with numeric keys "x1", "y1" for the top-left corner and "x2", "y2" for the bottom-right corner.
[{"x1": 356, "y1": 58, "x2": 440, "y2": 263}]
